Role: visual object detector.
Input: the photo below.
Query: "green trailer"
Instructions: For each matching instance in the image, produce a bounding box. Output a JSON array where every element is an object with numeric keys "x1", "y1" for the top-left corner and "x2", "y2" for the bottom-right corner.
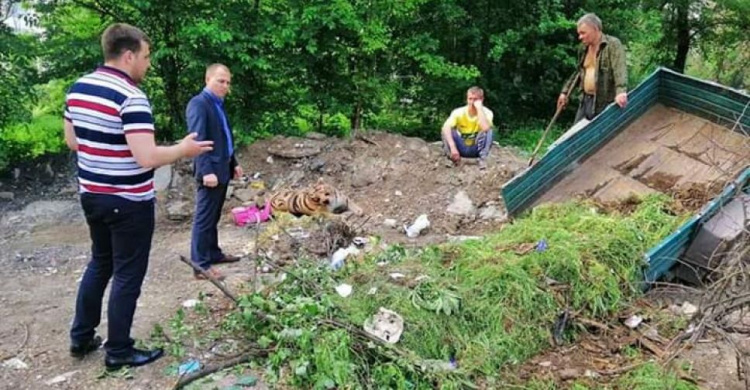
[{"x1": 501, "y1": 67, "x2": 749, "y2": 284}]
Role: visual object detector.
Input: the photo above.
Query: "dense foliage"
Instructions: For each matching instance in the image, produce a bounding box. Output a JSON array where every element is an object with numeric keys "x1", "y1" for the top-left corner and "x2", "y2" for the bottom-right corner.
[{"x1": 0, "y1": 0, "x2": 747, "y2": 171}]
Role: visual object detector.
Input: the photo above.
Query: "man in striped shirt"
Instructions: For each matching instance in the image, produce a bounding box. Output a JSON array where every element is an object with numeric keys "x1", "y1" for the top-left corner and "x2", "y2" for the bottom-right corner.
[{"x1": 64, "y1": 23, "x2": 213, "y2": 370}]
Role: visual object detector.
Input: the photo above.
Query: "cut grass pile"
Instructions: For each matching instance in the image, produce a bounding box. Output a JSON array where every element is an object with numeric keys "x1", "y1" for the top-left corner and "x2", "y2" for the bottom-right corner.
[
  {"x1": 336, "y1": 195, "x2": 686, "y2": 381},
  {"x1": 190, "y1": 195, "x2": 695, "y2": 388}
]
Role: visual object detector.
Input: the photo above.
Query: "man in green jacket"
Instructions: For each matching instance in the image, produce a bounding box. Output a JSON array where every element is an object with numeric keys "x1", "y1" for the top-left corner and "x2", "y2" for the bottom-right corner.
[{"x1": 557, "y1": 13, "x2": 628, "y2": 123}]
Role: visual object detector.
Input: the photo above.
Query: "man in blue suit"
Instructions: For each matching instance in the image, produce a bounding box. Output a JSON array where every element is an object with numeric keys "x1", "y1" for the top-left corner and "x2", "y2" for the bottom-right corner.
[{"x1": 187, "y1": 64, "x2": 243, "y2": 281}]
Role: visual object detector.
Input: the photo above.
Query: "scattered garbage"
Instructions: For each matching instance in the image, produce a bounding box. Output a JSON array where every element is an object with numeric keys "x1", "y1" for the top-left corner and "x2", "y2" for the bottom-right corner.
[
  {"x1": 624, "y1": 315, "x2": 643, "y2": 329},
  {"x1": 447, "y1": 235, "x2": 482, "y2": 242},
  {"x1": 368, "y1": 287, "x2": 378, "y2": 295},
  {"x1": 405, "y1": 214, "x2": 430, "y2": 238},
  {"x1": 642, "y1": 326, "x2": 660, "y2": 339},
  {"x1": 681, "y1": 302, "x2": 698, "y2": 316},
  {"x1": 44, "y1": 370, "x2": 79, "y2": 385},
  {"x1": 335, "y1": 284, "x2": 353, "y2": 298},
  {"x1": 352, "y1": 237, "x2": 369, "y2": 247},
  {"x1": 539, "y1": 361, "x2": 553, "y2": 367},
  {"x1": 266, "y1": 155, "x2": 274, "y2": 164},
  {"x1": 383, "y1": 218, "x2": 398, "y2": 228},
  {"x1": 182, "y1": 299, "x2": 200, "y2": 308},
  {"x1": 536, "y1": 239, "x2": 548, "y2": 252},
  {"x1": 2, "y1": 357, "x2": 28, "y2": 370},
  {"x1": 330, "y1": 245, "x2": 360, "y2": 270},
  {"x1": 419, "y1": 358, "x2": 457, "y2": 372},
  {"x1": 552, "y1": 309, "x2": 570, "y2": 345},
  {"x1": 389, "y1": 273, "x2": 406, "y2": 280},
  {"x1": 178, "y1": 359, "x2": 201, "y2": 375},
  {"x1": 363, "y1": 307, "x2": 404, "y2": 344},
  {"x1": 394, "y1": 190, "x2": 403, "y2": 196},
  {"x1": 584, "y1": 369, "x2": 600, "y2": 379},
  {"x1": 231, "y1": 201, "x2": 272, "y2": 227}
]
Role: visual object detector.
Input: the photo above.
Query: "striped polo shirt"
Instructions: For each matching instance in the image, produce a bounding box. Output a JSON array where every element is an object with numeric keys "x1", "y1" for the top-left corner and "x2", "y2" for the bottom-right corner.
[{"x1": 64, "y1": 66, "x2": 155, "y2": 202}]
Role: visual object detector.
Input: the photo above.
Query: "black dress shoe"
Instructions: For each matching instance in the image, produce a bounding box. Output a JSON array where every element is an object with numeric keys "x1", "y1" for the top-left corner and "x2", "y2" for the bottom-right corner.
[
  {"x1": 105, "y1": 348, "x2": 164, "y2": 370},
  {"x1": 70, "y1": 335, "x2": 102, "y2": 358}
]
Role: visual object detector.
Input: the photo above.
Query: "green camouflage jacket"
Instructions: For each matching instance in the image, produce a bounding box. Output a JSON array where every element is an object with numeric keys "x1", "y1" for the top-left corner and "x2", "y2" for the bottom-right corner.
[{"x1": 562, "y1": 34, "x2": 628, "y2": 115}]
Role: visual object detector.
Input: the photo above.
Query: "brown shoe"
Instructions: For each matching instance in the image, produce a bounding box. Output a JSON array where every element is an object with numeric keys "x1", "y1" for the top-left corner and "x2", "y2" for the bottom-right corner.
[
  {"x1": 214, "y1": 254, "x2": 241, "y2": 264},
  {"x1": 194, "y1": 267, "x2": 226, "y2": 281}
]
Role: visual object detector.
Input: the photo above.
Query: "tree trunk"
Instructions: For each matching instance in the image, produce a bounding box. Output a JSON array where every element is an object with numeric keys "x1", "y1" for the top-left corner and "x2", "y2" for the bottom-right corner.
[
  {"x1": 157, "y1": 3, "x2": 183, "y2": 139},
  {"x1": 351, "y1": 101, "x2": 361, "y2": 132},
  {"x1": 317, "y1": 104, "x2": 324, "y2": 133},
  {"x1": 672, "y1": 2, "x2": 690, "y2": 73}
]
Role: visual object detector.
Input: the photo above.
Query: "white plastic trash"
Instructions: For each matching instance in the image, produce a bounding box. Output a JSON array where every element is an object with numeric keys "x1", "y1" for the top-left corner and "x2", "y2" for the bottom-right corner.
[
  {"x1": 335, "y1": 284, "x2": 353, "y2": 298},
  {"x1": 405, "y1": 214, "x2": 430, "y2": 238},
  {"x1": 364, "y1": 308, "x2": 404, "y2": 344},
  {"x1": 330, "y1": 245, "x2": 360, "y2": 270}
]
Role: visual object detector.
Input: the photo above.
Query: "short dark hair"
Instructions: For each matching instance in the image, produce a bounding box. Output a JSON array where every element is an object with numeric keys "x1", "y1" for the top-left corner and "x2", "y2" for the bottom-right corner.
[{"x1": 101, "y1": 23, "x2": 151, "y2": 61}]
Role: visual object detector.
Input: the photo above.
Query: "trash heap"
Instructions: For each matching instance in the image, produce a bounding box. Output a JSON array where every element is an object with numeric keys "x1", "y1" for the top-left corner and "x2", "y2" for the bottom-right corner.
[{"x1": 199, "y1": 194, "x2": 688, "y2": 388}]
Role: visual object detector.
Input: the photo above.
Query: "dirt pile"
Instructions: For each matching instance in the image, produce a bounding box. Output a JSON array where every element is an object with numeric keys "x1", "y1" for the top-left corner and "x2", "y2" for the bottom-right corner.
[{"x1": 161, "y1": 131, "x2": 528, "y2": 245}]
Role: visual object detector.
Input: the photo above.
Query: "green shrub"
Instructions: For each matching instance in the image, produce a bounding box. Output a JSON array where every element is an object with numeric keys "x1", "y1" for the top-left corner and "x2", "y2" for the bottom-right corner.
[
  {"x1": 0, "y1": 79, "x2": 71, "y2": 171},
  {"x1": 0, "y1": 114, "x2": 66, "y2": 165}
]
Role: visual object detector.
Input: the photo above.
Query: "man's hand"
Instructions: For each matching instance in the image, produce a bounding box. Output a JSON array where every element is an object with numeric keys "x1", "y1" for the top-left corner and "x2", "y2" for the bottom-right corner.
[
  {"x1": 472, "y1": 99, "x2": 484, "y2": 110},
  {"x1": 450, "y1": 148, "x2": 460, "y2": 163},
  {"x1": 234, "y1": 165, "x2": 243, "y2": 180},
  {"x1": 203, "y1": 174, "x2": 219, "y2": 188},
  {"x1": 615, "y1": 92, "x2": 628, "y2": 108},
  {"x1": 180, "y1": 133, "x2": 214, "y2": 158},
  {"x1": 557, "y1": 93, "x2": 568, "y2": 111}
]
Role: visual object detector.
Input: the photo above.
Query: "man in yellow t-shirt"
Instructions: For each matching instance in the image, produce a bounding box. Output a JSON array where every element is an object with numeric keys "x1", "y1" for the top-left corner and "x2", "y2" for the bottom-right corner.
[{"x1": 441, "y1": 86, "x2": 494, "y2": 170}]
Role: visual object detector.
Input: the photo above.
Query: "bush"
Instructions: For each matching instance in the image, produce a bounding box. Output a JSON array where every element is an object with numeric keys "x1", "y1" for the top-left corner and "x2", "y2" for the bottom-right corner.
[
  {"x1": 0, "y1": 79, "x2": 71, "y2": 171},
  {"x1": 0, "y1": 114, "x2": 66, "y2": 169}
]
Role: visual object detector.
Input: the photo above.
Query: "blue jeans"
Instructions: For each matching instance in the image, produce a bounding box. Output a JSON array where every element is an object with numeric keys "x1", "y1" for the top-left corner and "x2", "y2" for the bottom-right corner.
[
  {"x1": 70, "y1": 193, "x2": 154, "y2": 357},
  {"x1": 442, "y1": 129, "x2": 493, "y2": 159}
]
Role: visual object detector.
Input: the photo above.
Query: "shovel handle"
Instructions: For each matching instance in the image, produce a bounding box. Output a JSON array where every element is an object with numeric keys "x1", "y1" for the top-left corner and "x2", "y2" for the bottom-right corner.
[
  {"x1": 527, "y1": 74, "x2": 579, "y2": 167},
  {"x1": 527, "y1": 107, "x2": 563, "y2": 166}
]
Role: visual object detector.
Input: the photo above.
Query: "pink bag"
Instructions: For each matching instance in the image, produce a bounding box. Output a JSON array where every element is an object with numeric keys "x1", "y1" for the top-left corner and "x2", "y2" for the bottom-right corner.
[{"x1": 231, "y1": 201, "x2": 272, "y2": 226}]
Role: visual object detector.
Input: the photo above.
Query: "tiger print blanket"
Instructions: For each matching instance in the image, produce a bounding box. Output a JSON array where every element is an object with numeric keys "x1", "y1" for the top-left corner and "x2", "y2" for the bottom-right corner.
[{"x1": 269, "y1": 180, "x2": 354, "y2": 217}]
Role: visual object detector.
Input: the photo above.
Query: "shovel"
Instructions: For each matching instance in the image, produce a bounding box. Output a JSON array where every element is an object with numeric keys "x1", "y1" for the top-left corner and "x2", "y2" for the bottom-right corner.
[{"x1": 527, "y1": 72, "x2": 580, "y2": 166}]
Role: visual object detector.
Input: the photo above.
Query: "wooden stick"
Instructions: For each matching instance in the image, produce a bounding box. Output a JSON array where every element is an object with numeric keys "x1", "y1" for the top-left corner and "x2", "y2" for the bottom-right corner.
[
  {"x1": 178, "y1": 255, "x2": 239, "y2": 305},
  {"x1": 528, "y1": 107, "x2": 564, "y2": 166},
  {"x1": 528, "y1": 72, "x2": 579, "y2": 166}
]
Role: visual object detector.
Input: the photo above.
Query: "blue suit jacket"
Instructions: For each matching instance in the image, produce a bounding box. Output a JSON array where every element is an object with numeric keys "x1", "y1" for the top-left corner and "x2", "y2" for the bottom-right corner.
[{"x1": 186, "y1": 92, "x2": 237, "y2": 184}]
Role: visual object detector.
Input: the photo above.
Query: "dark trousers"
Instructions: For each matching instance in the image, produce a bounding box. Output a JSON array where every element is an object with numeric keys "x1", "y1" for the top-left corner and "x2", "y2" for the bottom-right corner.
[
  {"x1": 575, "y1": 93, "x2": 596, "y2": 123},
  {"x1": 191, "y1": 183, "x2": 228, "y2": 270},
  {"x1": 70, "y1": 193, "x2": 155, "y2": 358},
  {"x1": 442, "y1": 129, "x2": 493, "y2": 159}
]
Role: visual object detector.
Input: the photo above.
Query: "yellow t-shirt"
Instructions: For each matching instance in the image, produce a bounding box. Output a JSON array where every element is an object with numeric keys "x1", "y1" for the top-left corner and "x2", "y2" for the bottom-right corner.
[{"x1": 444, "y1": 106, "x2": 494, "y2": 146}]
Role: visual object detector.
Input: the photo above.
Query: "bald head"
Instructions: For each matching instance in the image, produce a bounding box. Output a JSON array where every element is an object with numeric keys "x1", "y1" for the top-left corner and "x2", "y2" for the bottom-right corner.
[
  {"x1": 205, "y1": 63, "x2": 231, "y2": 98},
  {"x1": 206, "y1": 63, "x2": 230, "y2": 78}
]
